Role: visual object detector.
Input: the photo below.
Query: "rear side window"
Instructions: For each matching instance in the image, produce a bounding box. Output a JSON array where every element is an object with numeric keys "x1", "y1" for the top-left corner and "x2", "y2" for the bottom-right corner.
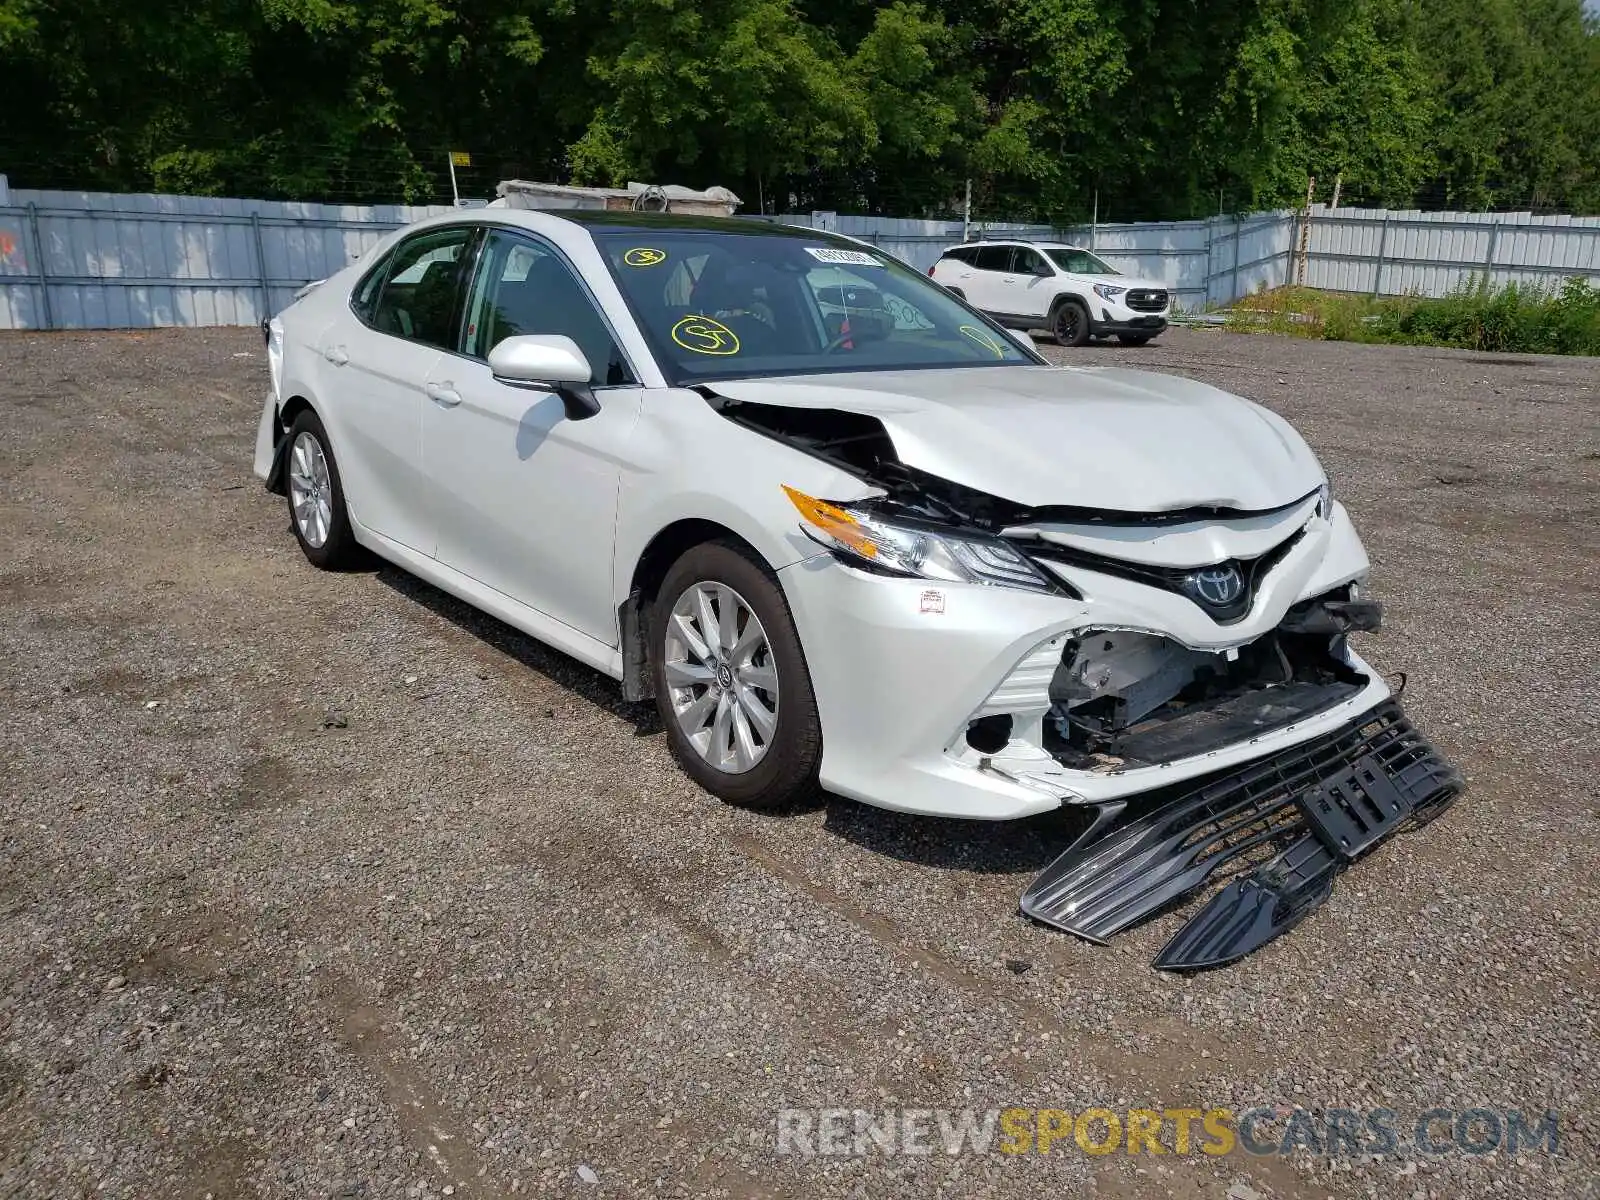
[
  {"x1": 369, "y1": 227, "x2": 476, "y2": 349},
  {"x1": 351, "y1": 253, "x2": 390, "y2": 323},
  {"x1": 939, "y1": 247, "x2": 976, "y2": 265},
  {"x1": 973, "y1": 245, "x2": 1014, "y2": 271}
]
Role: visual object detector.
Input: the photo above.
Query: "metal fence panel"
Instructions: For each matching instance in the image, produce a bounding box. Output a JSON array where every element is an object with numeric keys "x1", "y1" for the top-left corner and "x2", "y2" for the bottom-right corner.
[{"x1": 3, "y1": 186, "x2": 1599, "y2": 332}]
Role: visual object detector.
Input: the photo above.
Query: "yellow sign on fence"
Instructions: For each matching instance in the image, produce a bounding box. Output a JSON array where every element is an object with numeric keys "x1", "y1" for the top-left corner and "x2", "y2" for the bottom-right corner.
[{"x1": 449, "y1": 151, "x2": 471, "y2": 167}]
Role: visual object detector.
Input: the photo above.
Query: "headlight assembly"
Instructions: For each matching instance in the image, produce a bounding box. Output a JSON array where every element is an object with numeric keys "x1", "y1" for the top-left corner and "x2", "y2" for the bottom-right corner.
[
  {"x1": 1317, "y1": 477, "x2": 1333, "y2": 520},
  {"x1": 1092, "y1": 283, "x2": 1127, "y2": 301},
  {"x1": 783, "y1": 486, "x2": 1058, "y2": 594}
]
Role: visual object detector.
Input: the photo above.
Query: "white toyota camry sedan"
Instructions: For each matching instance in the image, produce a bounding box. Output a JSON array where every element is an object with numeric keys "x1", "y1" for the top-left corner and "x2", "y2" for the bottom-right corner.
[{"x1": 255, "y1": 208, "x2": 1460, "y2": 969}]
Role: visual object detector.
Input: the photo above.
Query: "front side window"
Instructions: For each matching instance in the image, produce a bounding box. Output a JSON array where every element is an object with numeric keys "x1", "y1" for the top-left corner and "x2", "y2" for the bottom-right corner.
[
  {"x1": 1013, "y1": 248, "x2": 1049, "y2": 275},
  {"x1": 596, "y1": 230, "x2": 1038, "y2": 384},
  {"x1": 1045, "y1": 248, "x2": 1120, "y2": 275},
  {"x1": 461, "y1": 230, "x2": 632, "y2": 385},
  {"x1": 370, "y1": 227, "x2": 475, "y2": 348}
]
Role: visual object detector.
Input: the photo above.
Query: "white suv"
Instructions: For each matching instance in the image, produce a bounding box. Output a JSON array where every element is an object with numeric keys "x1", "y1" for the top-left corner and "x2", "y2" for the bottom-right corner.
[{"x1": 931, "y1": 241, "x2": 1170, "y2": 347}]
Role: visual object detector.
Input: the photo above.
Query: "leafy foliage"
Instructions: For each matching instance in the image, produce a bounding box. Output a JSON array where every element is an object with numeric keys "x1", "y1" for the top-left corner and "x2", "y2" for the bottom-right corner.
[
  {"x1": 1, "y1": 0, "x2": 1596, "y2": 219},
  {"x1": 1230, "y1": 279, "x2": 1600, "y2": 356}
]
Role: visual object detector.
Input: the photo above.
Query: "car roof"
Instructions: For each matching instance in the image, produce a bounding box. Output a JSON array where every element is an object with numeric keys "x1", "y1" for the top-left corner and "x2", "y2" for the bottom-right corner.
[
  {"x1": 526, "y1": 209, "x2": 864, "y2": 240},
  {"x1": 947, "y1": 240, "x2": 1086, "y2": 251}
]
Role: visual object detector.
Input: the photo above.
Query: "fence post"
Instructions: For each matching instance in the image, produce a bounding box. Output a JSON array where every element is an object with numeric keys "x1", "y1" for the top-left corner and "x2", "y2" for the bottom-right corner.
[
  {"x1": 1482, "y1": 220, "x2": 1501, "y2": 289},
  {"x1": 250, "y1": 213, "x2": 272, "y2": 323},
  {"x1": 25, "y1": 201, "x2": 53, "y2": 330},
  {"x1": 1371, "y1": 213, "x2": 1391, "y2": 297},
  {"x1": 1230, "y1": 214, "x2": 1242, "y2": 303},
  {"x1": 1201, "y1": 215, "x2": 1215, "y2": 308}
]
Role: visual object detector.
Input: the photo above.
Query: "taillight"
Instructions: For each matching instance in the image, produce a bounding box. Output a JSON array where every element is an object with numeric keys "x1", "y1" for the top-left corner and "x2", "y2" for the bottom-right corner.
[{"x1": 927, "y1": 265, "x2": 936, "y2": 276}]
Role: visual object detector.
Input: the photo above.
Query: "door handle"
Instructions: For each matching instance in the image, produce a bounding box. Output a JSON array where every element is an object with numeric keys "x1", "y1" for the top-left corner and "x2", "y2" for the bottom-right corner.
[
  {"x1": 425, "y1": 382, "x2": 462, "y2": 408},
  {"x1": 322, "y1": 345, "x2": 349, "y2": 366}
]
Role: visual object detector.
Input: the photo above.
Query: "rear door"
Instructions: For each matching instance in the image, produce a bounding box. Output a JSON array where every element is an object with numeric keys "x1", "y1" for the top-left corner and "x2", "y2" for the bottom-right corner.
[
  {"x1": 324, "y1": 224, "x2": 476, "y2": 554},
  {"x1": 968, "y1": 244, "x2": 1017, "y2": 316}
]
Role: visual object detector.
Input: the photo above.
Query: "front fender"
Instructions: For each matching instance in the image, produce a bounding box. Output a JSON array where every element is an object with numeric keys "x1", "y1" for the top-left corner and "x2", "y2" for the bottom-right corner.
[{"x1": 612, "y1": 387, "x2": 877, "y2": 601}]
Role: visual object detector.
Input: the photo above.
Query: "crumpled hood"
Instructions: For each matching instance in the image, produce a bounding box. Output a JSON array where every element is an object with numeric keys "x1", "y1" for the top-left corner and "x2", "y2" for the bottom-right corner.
[{"x1": 709, "y1": 364, "x2": 1323, "y2": 512}]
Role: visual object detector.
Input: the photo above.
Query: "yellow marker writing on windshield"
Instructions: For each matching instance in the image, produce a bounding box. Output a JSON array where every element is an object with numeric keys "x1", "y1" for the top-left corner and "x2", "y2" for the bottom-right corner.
[
  {"x1": 623, "y1": 247, "x2": 667, "y2": 267},
  {"x1": 959, "y1": 324, "x2": 1007, "y2": 358},
  {"x1": 672, "y1": 314, "x2": 741, "y2": 355}
]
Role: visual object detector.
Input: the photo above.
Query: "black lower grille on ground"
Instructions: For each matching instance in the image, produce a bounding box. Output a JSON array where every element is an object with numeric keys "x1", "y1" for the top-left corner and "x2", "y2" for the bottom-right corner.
[{"x1": 1019, "y1": 701, "x2": 1462, "y2": 970}]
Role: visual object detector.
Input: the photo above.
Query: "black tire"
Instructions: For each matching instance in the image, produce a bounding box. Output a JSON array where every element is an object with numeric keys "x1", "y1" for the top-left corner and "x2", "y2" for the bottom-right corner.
[
  {"x1": 650, "y1": 539, "x2": 822, "y2": 810},
  {"x1": 284, "y1": 408, "x2": 362, "y2": 570},
  {"x1": 1117, "y1": 334, "x2": 1153, "y2": 346},
  {"x1": 1050, "y1": 298, "x2": 1091, "y2": 347}
]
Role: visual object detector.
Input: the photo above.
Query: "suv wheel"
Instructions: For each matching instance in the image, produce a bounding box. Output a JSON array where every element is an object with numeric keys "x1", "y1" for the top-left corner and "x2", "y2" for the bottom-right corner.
[{"x1": 1051, "y1": 298, "x2": 1091, "y2": 347}]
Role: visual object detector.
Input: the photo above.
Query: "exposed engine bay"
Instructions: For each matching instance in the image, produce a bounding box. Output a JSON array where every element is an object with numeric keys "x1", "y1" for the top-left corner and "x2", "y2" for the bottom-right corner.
[{"x1": 1043, "y1": 616, "x2": 1371, "y2": 769}]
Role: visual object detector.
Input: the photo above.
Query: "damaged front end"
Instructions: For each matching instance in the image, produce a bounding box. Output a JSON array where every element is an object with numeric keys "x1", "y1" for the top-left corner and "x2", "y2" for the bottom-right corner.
[{"x1": 701, "y1": 383, "x2": 1462, "y2": 969}]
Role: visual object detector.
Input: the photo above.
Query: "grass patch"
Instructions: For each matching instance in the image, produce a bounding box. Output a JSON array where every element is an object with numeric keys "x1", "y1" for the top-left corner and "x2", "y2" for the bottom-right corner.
[{"x1": 1226, "y1": 278, "x2": 1600, "y2": 356}]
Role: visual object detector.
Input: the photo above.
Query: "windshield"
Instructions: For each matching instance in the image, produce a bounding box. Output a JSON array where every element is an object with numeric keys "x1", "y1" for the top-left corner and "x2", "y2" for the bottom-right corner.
[
  {"x1": 594, "y1": 230, "x2": 1038, "y2": 384},
  {"x1": 1045, "y1": 248, "x2": 1119, "y2": 275}
]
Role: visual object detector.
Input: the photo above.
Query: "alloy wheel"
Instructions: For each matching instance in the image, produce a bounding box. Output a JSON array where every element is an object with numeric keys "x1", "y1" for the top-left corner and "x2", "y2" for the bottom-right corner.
[
  {"x1": 288, "y1": 431, "x2": 334, "y2": 549},
  {"x1": 663, "y1": 581, "x2": 780, "y2": 774}
]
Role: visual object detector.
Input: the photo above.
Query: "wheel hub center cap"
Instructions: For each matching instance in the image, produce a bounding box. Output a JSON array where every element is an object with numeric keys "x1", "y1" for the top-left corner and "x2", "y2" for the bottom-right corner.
[{"x1": 715, "y1": 662, "x2": 734, "y2": 690}]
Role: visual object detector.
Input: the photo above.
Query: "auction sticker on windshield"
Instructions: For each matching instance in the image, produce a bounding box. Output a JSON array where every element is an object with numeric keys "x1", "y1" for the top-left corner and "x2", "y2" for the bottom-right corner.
[{"x1": 804, "y1": 247, "x2": 885, "y2": 267}]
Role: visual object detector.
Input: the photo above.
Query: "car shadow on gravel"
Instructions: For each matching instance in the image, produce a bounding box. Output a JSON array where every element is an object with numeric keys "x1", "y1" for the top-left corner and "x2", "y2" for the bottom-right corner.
[
  {"x1": 375, "y1": 567, "x2": 659, "y2": 731},
  {"x1": 822, "y1": 797, "x2": 1093, "y2": 876},
  {"x1": 378, "y1": 565, "x2": 1092, "y2": 874}
]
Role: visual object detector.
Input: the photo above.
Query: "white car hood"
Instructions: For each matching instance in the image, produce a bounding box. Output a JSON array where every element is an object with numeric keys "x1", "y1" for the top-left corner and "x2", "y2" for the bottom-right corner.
[{"x1": 710, "y1": 365, "x2": 1322, "y2": 512}]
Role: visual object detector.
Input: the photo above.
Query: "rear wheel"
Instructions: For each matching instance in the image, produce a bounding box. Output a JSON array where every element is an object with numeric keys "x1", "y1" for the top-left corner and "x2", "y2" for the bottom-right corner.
[
  {"x1": 285, "y1": 409, "x2": 362, "y2": 570},
  {"x1": 650, "y1": 540, "x2": 821, "y2": 809},
  {"x1": 1050, "y1": 298, "x2": 1090, "y2": 347},
  {"x1": 1117, "y1": 334, "x2": 1153, "y2": 346}
]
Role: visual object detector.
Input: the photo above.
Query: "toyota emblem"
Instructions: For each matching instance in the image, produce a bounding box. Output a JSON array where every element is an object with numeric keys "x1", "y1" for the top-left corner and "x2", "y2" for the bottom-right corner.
[{"x1": 1188, "y1": 565, "x2": 1245, "y2": 608}]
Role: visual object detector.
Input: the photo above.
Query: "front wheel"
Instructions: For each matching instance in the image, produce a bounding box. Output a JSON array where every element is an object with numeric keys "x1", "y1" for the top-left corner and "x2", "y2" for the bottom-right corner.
[
  {"x1": 650, "y1": 540, "x2": 821, "y2": 809},
  {"x1": 1050, "y1": 299, "x2": 1091, "y2": 347}
]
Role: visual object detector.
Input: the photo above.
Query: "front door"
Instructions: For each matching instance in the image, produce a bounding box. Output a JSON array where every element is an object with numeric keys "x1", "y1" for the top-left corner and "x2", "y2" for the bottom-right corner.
[
  {"x1": 423, "y1": 229, "x2": 643, "y2": 645},
  {"x1": 1008, "y1": 247, "x2": 1056, "y2": 320}
]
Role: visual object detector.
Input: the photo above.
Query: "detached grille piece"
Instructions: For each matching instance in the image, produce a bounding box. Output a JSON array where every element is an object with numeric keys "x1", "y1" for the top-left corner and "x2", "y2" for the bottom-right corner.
[{"x1": 1020, "y1": 701, "x2": 1462, "y2": 970}]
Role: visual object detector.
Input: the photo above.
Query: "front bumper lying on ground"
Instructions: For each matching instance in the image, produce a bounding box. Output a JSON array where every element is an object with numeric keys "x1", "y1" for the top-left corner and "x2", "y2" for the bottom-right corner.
[{"x1": 1020, "y1": 701, "x2": 1462, "y2": 970}]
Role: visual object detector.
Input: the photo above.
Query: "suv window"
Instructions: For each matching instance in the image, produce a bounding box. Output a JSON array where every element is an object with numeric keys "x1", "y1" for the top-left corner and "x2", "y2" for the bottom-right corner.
[
  {"x1": 1045, "y1": 247, "x2": 1120, "y2": 276},
  {"x1": 462, "y1": 229, "x2": 633, "y2": 385},
  {"x1": 1012, "y1": 248, "x2": 1048, "y2": 276},
  {"x1": 973, "y1": 245, "x2": 1014, "y2": 272},
  {"x1": 939, "y1": 247, "x2": 976, "y2": 265},
  {"x1": 370, "y1": 227, "x2": 475, "y2": 348}
]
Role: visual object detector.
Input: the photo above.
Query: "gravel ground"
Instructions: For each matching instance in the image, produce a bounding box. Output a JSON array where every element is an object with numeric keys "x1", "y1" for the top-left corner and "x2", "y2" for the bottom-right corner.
[{"x1": 0, "y1": 325, "x2": 1595, "y2": 1200}]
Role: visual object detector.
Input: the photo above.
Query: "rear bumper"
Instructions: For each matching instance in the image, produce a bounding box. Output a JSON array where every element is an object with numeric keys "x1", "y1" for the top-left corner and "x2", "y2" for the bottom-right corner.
[{"x1": 1020, "y1": 700, "x2": 1463, "y2": 970}]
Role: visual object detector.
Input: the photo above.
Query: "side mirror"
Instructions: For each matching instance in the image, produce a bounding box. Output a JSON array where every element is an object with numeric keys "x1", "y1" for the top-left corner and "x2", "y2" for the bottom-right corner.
[
  {"x1": 1007, "y1": 327, "x2": 1036, "y2": 352},
  {"x1": 488, "y1": 334, "x2": 601, "y2": 420}
]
